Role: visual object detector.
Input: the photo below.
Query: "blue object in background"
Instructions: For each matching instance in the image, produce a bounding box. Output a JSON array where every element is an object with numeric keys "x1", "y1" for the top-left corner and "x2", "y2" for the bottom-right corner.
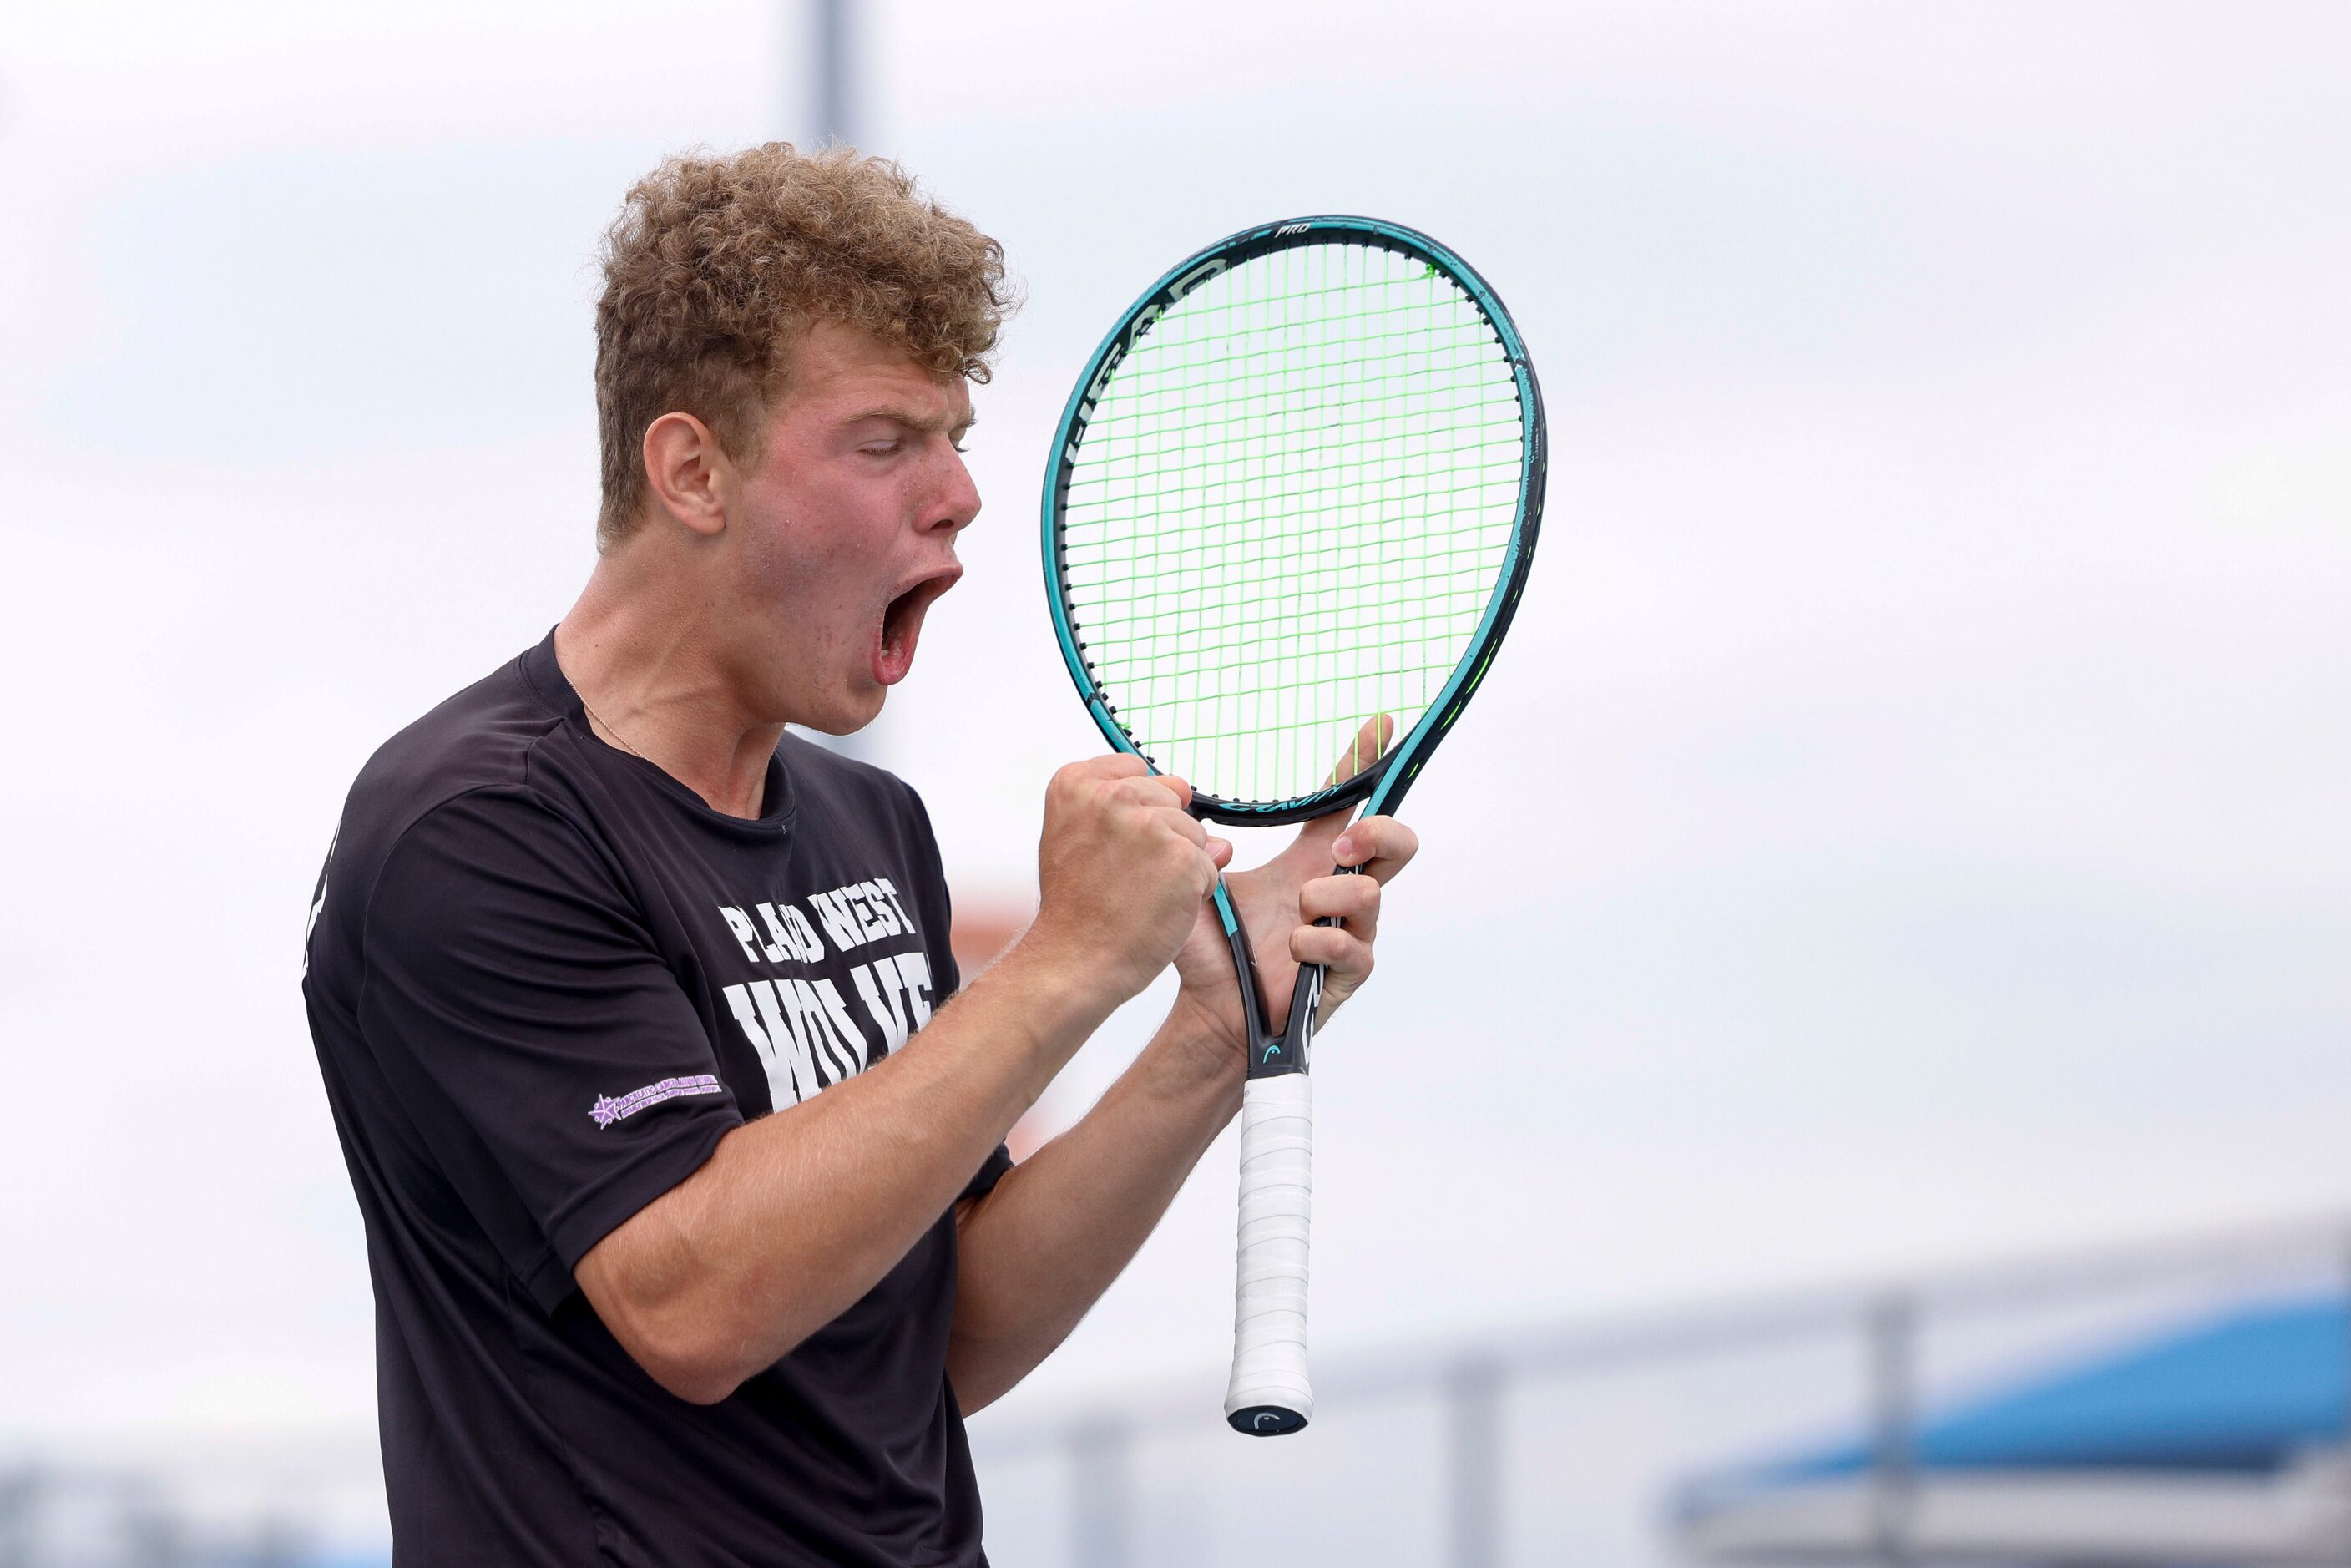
[{"x1": 1693, "y1": 1295, "x2": 2348, "y2": 1507}]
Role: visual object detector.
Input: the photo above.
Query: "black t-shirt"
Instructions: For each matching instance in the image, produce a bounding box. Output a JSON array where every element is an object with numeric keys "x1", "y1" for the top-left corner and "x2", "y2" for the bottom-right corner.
[{"x1": 302, "y1": 631, "x2": 1010, "y2": 1567}]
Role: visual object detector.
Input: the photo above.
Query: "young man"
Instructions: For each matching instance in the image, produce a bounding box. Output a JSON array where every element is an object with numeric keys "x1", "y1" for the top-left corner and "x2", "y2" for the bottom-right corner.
[{"x1": 302, "y1": 145, "x2": 1414, "y2": 1565}]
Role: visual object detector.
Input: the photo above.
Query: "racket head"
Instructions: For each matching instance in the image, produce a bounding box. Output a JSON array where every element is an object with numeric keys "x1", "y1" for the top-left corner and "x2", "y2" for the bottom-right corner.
[{"x1": 1043, "y1": 215, "x2": 1547, "y2": 827}]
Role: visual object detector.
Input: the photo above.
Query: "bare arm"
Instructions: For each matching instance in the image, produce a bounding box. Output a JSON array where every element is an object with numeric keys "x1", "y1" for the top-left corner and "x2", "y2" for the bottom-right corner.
[
  {"x1": 948, "y1": 999, "x2": 1241, "y2": 1411},
  {"x1": 575, "y1": 757, "x2": 1220, "y2": 1404},
  {"x1": 946, "y1": 809, "x2": 1418, "y2": 1411}
]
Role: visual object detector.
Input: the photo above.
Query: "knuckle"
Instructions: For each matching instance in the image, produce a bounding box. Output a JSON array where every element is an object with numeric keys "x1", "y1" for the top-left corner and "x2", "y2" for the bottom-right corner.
[{"x1": 1316, "y1": 932, "x2": 1367, "y2": 971}]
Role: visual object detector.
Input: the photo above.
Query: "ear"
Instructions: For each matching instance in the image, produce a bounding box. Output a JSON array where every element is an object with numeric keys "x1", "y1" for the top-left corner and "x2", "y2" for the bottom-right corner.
[{"x1": 640, "y1": 412, "x2": 736, "y2": 539}]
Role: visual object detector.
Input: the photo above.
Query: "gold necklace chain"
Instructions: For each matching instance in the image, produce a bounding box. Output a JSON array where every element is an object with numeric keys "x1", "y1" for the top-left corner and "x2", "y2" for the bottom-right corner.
[
  {"x1": 579, "y1": 694, "x2": 766, "y2": 819},
  {"x1": 579, "y1": 696, "x2": 650, "y2": 763}
]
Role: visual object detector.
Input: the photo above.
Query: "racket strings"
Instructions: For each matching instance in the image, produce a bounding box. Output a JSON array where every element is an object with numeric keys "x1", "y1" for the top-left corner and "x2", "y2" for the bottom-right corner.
[
  {"x1": 1059, "y1": 239, "x2": 1522, "y2": 806},
  {"x1": 1073, "y1": 336, "x2": 1505, "y2": 437}
]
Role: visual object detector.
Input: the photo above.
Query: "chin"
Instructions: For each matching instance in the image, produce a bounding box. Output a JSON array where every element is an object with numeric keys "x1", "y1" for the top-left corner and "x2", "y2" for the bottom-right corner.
[{"x1": 799, "y1": 692, "x2": 887, "y2": 738}]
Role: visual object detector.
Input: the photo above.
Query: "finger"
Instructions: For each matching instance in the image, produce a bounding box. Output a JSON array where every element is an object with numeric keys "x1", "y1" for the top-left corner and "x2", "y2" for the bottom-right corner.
[
  {"x1": 1207, "y1": 836, "x2": 1235, "y2": 871},
  {"x1": 1116, "y1": 775, "x2": 1193, "y2": 812},
  {"x1": 1332, "y1": 814, "x2": 1418, "y2": 881},
  {"x1": 1322, "y1": 714, "x2": 1396, "y2": 788},
  {"x1": 1289, "y1": 800, "x2": 1354, "y2": 867},
  {"x1": 1290, "y1": 923, "x2": 1373, "y2": 976},
  {"x1": 1050, "y1": 754, "x2": 1141, "y2": 810},
  {"x1": 1299, "y1": 873, "x2": 1380, "y2": 942},
  {"x1": 1283, "y1": 717, "x2": 1397, "y2": 867},
  {"x1": 1153, "y1": 807, "x2": 1210, "y2": 848}
]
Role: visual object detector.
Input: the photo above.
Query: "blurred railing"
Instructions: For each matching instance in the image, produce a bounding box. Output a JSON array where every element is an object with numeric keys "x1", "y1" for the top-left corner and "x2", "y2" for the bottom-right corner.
[
  {"x1": 8, "y1": 1215, "x2": 2346, "y2": 1566},
  {"x1": 971, "y1": 1215, "x2": 2351, "y2": 1567},
  {"x1": 0, "y1": 1424, "x2": 387, "y2": 1568},
  {"x1": 0, "y1": 1464, "x2": 314, "y2": 1568}
]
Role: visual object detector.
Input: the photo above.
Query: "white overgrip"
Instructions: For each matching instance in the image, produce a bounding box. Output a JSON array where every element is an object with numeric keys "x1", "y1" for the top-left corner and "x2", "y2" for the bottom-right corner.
[{"x1": 1224, "y1": 1071, "x2": 1314, "y2": 1425}]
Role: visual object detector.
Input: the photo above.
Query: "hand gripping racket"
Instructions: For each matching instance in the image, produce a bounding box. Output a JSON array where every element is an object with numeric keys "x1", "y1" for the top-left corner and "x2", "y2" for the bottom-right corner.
[{"x1": 1043, "y1": 216, "x2": 1546, "y2": 1434}]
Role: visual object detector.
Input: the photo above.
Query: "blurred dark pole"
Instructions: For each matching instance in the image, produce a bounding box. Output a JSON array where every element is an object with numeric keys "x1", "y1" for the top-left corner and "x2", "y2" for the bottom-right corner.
[
  {"x1": 1866, "y1": 1293, "x2": 1916, "y2": 1567},
  {"x1": 814, "y1": 0, "x2": 856, "y2": 149},
  {"x1": 792, "y1": 0, "x2": 882, "y2": 766},
  {"x1": 0, "y1": 1465, "x2": 30, "y2": 1568},
  {"x1": 1446, "y1": 1355, "x2": 1504, "y2": 1568},
  {"x1": 1069, "y1": 1416, "x2": 1131, "y2": 1568}
]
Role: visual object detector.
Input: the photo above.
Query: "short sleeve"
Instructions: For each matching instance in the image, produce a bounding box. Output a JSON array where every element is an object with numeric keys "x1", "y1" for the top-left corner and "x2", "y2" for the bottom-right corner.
[
  {"x1": 963, "y1": 1143, "x2": 1013, "y2": 1202},
  {"x1": 360, "y1": 791, "x2": 741, "y2": 1308}
]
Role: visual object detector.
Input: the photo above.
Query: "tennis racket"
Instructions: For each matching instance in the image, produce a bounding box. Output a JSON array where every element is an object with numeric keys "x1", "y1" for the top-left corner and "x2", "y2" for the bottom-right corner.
[{"x1": 1043, "y1": 215, "x2": 1545, "y2": 1434}]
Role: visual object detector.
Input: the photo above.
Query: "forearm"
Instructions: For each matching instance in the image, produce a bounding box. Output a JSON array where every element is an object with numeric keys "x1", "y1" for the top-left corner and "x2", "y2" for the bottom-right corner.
[
  {"x1": 581, "y1": 943, "x2": 1116, "y2": 1401},
  {"x1": 948, "y1": 1000, "x2": 1242, "y2": 1410}
]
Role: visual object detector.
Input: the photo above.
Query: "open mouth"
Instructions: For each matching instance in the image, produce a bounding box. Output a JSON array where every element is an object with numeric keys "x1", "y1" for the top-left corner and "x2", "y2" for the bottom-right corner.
[{"x1": 873, "y1": 568, "x2": 960, "y2": 687}]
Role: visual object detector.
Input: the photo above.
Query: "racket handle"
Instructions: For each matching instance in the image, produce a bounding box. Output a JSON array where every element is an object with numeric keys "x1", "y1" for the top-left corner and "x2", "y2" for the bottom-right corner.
[{"x1": 1224, "y1": 1070, "x2": 1313, "y2": 1434}]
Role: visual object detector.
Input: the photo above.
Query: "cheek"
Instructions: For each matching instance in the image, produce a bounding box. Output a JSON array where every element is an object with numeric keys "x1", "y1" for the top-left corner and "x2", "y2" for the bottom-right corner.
[
  {"x1": 741, "y1": 479, "x2": 852, "y2": 584},
  {"x1": 735, "y1": 462, "x2": 907, "y2": 615},
  {"x1": 738, "y1": 511, "x2": 880, "y2": 646}
]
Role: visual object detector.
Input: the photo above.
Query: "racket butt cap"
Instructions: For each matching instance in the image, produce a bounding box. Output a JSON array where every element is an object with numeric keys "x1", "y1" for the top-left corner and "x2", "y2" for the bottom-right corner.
[{"x1": 1226, "y1": 1404, "x2": 1309, "y2": 1437}]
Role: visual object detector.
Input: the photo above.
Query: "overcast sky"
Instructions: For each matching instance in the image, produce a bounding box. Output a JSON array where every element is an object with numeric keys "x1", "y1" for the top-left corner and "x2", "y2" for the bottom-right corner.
[{"x1": 2, "y1": 0, "x2": 2345, "y2": 1504}]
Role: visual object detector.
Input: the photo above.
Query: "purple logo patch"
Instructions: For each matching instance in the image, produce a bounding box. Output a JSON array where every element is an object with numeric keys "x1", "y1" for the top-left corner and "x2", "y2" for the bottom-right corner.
[{"x1": 591, "y1": 1074, "x2": 724, "y2": 1129}]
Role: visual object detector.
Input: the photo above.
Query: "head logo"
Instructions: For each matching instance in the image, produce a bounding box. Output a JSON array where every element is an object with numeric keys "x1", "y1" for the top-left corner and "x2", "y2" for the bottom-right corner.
[
  {"x1": 1274, "y1": 222, "x2": 1312, "y2": 238},
  {"x1": 1126, "y1": 258, "x2": 1228, "y2": 350},
  {"x1": 1069, "y1": 259, "x2": 1233, "y2": 453}
]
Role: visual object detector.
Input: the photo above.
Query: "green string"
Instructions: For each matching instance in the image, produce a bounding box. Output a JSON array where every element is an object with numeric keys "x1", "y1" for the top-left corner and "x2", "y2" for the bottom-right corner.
[{"x1": 1061, "y1": 240, "x2": 1521, "y2": 805}]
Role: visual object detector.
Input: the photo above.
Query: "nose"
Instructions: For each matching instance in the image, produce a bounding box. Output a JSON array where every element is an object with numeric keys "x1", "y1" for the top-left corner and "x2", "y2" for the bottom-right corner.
[{"x1": 928, "y1": 445, "x2": 982, "y2": 538}]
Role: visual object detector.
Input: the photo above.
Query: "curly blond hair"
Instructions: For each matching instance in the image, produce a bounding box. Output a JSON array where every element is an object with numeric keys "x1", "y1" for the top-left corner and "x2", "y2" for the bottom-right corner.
[{"x1": 594, "y1": 144, "x2": 1014, "y2": 548}]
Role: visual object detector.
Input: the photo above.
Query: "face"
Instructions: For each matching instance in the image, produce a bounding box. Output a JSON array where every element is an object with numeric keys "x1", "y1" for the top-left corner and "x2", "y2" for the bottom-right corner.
[{"x1": 720, "y1": 321, "x2": 980, "y2": 734}]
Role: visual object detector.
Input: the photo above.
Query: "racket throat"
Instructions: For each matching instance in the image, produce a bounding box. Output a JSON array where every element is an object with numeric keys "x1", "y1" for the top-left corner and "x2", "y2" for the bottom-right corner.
[{"x1": 1214, "y1": 881, "x2": 1313, "y2": 1079}]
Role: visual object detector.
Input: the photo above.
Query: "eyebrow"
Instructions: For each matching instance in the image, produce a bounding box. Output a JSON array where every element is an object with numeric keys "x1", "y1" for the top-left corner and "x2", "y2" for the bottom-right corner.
[{"x1": 848, "y1": 404, "x2": 977, "y2": 438}]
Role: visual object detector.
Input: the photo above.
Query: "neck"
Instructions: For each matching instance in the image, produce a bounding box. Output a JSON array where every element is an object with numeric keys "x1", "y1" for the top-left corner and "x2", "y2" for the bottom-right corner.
[{"x1": 554, "y1": 549, "x2": 786, "y2": 820}]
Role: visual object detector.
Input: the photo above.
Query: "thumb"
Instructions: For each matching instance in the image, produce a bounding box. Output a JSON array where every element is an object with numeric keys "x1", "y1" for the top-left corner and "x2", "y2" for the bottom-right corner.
[
  {"x1": 1286, "y1": 713, "x2": 1394, "y2": 867},
  {"x1": 1288, "y1": 802, "x2": 1354, "y2": 869},
  {"x1": 1323, "y1": 713, "x2": 1396, "y2": 790}
]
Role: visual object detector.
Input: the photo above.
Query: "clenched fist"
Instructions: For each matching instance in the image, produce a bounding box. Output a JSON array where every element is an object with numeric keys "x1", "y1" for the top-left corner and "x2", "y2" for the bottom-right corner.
[{"x1": 1024, "y1": 756, "x2": 1233, "y2": 1005}]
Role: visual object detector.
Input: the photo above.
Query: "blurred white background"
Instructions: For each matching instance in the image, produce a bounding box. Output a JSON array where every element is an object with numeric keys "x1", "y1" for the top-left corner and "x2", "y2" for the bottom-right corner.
[{"x1": 1, "y1": 0, "x2": 2345, "y2": 1555}]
